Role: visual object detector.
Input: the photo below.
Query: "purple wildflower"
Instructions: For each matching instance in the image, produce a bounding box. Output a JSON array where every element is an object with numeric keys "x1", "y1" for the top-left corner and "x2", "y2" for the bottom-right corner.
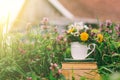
[
  {"x1": 105, "y1": 20, "x2": 112, "y2": 27},
  {"x1": 27, "y1": 77, "x2": 32, "y2": 80},
  {"x1": 115, "y1": 24, "x2": 120, "y2": 32}
]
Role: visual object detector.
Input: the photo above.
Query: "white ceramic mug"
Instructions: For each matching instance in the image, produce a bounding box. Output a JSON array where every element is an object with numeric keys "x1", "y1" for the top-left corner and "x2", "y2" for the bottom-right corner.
[{"x1": 71, "y1": 42, "x2": 96, "y2": 60}]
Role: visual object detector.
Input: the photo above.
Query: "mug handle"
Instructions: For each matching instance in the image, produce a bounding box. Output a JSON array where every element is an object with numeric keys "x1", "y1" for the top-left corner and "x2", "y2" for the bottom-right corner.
[{"x1": 86, "y1": 43, "x2": 96, "y2": 57}]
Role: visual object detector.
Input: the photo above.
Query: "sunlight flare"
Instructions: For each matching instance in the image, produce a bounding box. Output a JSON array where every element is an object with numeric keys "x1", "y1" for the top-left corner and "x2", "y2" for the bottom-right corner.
[{"x1": 0, "y1": 0, "x2": 25, "y2": 31}]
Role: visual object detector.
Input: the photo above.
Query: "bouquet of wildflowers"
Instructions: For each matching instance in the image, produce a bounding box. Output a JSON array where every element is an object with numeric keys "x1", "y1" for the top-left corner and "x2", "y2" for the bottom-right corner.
[{"x1": 66, "y1": 22, "x2": 103, "y2": 45}]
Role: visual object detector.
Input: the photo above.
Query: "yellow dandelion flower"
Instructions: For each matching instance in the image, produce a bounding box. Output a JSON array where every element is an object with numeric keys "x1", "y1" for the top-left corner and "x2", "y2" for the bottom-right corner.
[
  {"x1": 67, "y1": 28, "x2": 74, "y2": 33},
  {"x1": 97, "y1": 34, "x2": 103, "y2": 43},
  {"x1": 80, "y1": 32, "x2": 89, "y2": 41}
]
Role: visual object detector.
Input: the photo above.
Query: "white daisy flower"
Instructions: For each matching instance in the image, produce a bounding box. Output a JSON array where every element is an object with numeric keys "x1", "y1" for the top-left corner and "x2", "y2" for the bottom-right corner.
[
  {"x1": 74, "y1": 32, "x2": 79, "y2": 37},
  {"x1": 74, "y1": 22, "x2": 84, "y2": 31},
  {"x1": 84, "y1": 25, "x2": 89, "y2": 30}
]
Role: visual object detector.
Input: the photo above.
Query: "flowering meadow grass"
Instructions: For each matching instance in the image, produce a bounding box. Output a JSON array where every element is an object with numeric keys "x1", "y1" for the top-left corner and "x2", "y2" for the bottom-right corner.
[{"x1": 0, "y1": 18, "x2": 120, "y2": 80}]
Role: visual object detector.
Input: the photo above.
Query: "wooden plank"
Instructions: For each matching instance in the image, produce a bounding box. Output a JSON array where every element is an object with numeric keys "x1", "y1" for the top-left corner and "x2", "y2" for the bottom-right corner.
[{"x1": 62, "y1": 69, "x2": 100, "y2": 80}]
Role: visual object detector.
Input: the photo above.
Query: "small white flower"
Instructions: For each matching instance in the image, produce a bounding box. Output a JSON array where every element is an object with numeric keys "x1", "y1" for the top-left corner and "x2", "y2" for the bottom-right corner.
[
  {"x1": 74, "y1": 22, "x2": 84, "y2": 30},
  {"x1": 68, "y1": 22, "x2": 88, "y2": 32},
  {"x1": 74, "y1": 32, "x2": 79, "y2": 37},
  {"x1": 84, "y1": 25, "x2": 89, "y2": 30},
  {"x1": 68, "y1": 24, "x2": 74, "y2": 29}
]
